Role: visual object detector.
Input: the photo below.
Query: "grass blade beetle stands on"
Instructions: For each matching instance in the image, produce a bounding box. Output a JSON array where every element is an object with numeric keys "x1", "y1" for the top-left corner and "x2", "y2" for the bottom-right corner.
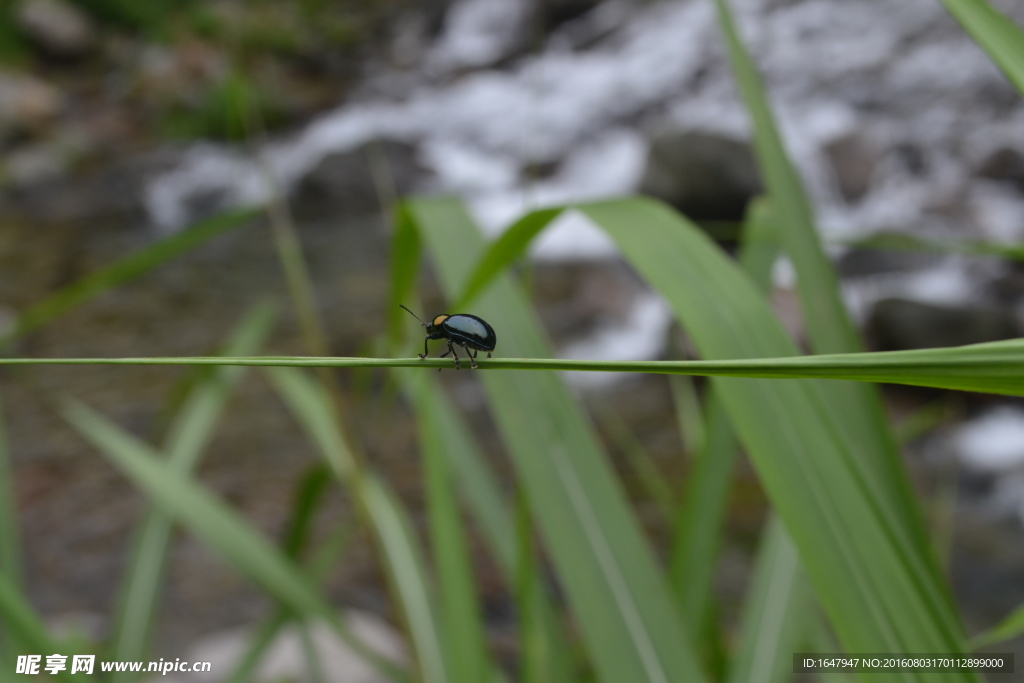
[{"x1": 400, "y1": 305, "x2": 496, "y2": 370}]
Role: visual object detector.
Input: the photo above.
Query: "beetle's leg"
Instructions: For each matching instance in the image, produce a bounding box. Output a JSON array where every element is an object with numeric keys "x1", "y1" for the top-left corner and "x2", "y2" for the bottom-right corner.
[
  {"x1": 418, "y1": 337, "x2": 429, "y2": 360},
  {"x1": 448, "y1": 341, "x2": 461, "y2": 369},
  {"x1": 469, "y1": 348, "x2": 478, "y2": 369},
  {"x1": 439, "y1": 348, "x2": 451, "y2": 358},
  {"x1": 487, "y1": 352, "x2": 492, "y2": 358}
]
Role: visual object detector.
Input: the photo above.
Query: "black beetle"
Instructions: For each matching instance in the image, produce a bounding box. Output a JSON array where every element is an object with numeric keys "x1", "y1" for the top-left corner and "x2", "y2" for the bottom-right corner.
[{"x1": 400, "y1": 305, "x2": 496, "y2": 369}]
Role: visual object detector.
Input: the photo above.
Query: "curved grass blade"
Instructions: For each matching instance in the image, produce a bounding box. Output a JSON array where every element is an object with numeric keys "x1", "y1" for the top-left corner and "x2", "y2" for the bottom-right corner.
[
  {"x1": 406, "y1": 197, "x2": 704, "y2": 683},
  {"x1": 939, "y1": 0, "x2": 1024, "y2": 96},
  {"x1": 61, "y1": 399, "x2": 407, "y2": 683},
  {"x1": 454, "y1": 208, "x2": 562, "y2": 310},
  {"x1": 670, "y1": 197, "x2": 774, "y2": 638},
  {"x1": 970, "y1": 602, "x2": 1024, "y2": 649},
  {"x1": 726, "y1": 517, "x2": 808, "y2": 683},
  {"x1": 225, "y1": 521, "x2": 354, "y2": 683},
  {"x1": 578, "y1": 197, "x2": 974, "y2": 681},
  {"x1": 0, "y1": 385, "x2": 23, "y2": 662},
  {"x1": 398, "y1": 369, "x2": 579, "y2": 683},
  {"x1": 0, "y1": 387, "x2": 19, "y2": 591},
  {"x1": 0, "y1": 208, "x2": 259, "y2": 349},
  {"x1": 266, "y1": 367, "x2": 448, "y2": 683},
  {"x1": 0, "y1": 572, "x2": 74, "y2": 682},
  {"x1": 412, "y1": 374, "x2": 492, "y2": 683},
  {"x1": 109, "y1": 304, "x2": 276, "y2": 678},
  {"x1": 360, "y1": 476, "x2": 449, "y2": 683},
  {"x1": 714, "y1": 0, "x2": 944, "y2": 592}
]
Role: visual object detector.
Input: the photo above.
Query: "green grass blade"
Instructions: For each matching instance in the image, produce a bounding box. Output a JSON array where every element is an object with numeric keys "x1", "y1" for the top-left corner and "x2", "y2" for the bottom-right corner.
[
  {"x1": 598, "y1": 408, "x2": 675, "y2": 523},
  {"x1": 670, "y1": 197, "x2": 775, "y2": 637},
  {"x1": 713, "y1": 0, "x2": 858, "y2": 356},
  {"x1": 939, "y1": 0, "x2": 1024, "y2": 96},
  {"x1": 225, "y1": 521, "x2": 354, "y2": 683},
  {"x1": 0, "y1": 387, "x2": 20, "y2": 591},
  {"x1": 970, "y1": 603, "x2": 1024, "y2": 649},
  {"x1": 0, "y1": 208, "x2": 259, "y2": 349},
  {"x1": 2, "y1": 344, "x2": 1024, "y2": 395},
  {"x1": 844, "y1": 232, "x2": 1024, "y2": 262},
  {"x1": 668, "y1": 376, "x2": 704, "y2": 457},
  {"x1": 360, "y1": 476, "x2": 449, "y2": 683},
  {"x1": 388, "y1": 205, "x2": 423, "y2": 350},
  {"x1": 726, "y1": 517, "x2": 809, "y2": 683},
  {"x1": 0, "y1": 572, "x2": 74, "y2": 682},
  {"x1": 266, "y1": 367, "x2": 447, "y2": 683},
  {"x1": 406, "y1": 197, "x2": 704, "y2": 683},
  {"x1": 401, "y1": 371, "x2": 579, "y2": 683},
  {"x1": 715, "y1": 0, "x2": 948, "y2": 599},
  {"x1": 414, "y1": 375, "x2": 491, "y2": 683},
  {"x1": 263, "y1": 368, "x2": 356, "y2": 481},
  {"x1": 61, "y1": 399, "x2": 406, "y2": 683},
  {"x1": 577, "y1": 196, "x2": 974, "y2": 682},
  {"x1": 110, "y1": 305, "x2": 276, "y2": 676},
  {"x1": 455, "y1": 208, "x2": 562, "y2": 309},
  {"x1": 669, "y1": 395, "x2": 738, "y2": 632},
  {"x1": 0, "y1": 385, "x2": 23, "y2": 661},
  {"x1": 514, "y1": 495, "x2": 579, "y2": 683}
]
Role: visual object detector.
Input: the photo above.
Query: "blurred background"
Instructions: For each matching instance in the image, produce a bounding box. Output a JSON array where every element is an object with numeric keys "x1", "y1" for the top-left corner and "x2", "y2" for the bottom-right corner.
[{"x1": 1, "y1": 0, "x2": 1024, "y2": 679}]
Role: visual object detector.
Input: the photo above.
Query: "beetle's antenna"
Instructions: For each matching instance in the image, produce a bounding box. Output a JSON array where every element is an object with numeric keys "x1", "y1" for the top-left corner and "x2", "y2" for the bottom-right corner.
[{"x1": 399, "y1": 304, "x2": 427, "y2": 326}]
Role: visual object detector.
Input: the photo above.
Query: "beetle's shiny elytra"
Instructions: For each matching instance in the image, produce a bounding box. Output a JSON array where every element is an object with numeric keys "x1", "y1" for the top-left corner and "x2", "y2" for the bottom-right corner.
[{"x1": 400, "y1": 305, "x2": 496, "y2": 370}]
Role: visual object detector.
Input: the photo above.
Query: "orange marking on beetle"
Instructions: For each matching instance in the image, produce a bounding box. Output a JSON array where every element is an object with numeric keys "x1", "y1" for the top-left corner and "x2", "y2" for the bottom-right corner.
[{"x1": 432, "y1": 315, "x2": 450, "y2": 327}]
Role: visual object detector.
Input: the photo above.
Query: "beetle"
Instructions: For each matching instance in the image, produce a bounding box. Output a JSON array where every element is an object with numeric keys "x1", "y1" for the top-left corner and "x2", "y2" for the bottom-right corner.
[{"x1": 400, "y1": 304, "x2": 496, "y2": 369}]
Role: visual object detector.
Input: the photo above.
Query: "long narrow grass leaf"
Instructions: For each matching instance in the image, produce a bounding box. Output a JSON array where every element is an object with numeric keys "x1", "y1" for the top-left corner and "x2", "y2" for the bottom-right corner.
[
  {"x1": 4, "y1": 340, "x2": 1024, "y2": 395},
  {"x1": 62, "y1": 399, "x2": 405, "y2": 683},
  {"x1": 0, "y1": 208, "x2": 258, "y2": 348},
  {"x1": 360, "y1": 476, "x2": 449, "y2": 683},
  {"x1": 0, "y1": 572, "x2": 67, "y2": 676},
  {"x1": 0, "y1": 387, "x2": 20, "y2": 590},
  {"x1": 110, "y1": 305, "x2": 276, "y2": 677},
  {"x1": 939, "y1": 0, "x2": 1024, "y2": 96},
  {"x1": 727, "y1": 517, "x2": 809, "y2": 683},
  {"x1": 399, "y1": 371, "x2": 578, "y2": 683},
  {"x1": 407, "y1": 197, "x2": 704, "y2": 683},
  {"x1": 970, "y1": 603, "x2": 1024, "y2": 649},
  {"x1": 714, "y1": 0, "x2": 948, "y2": 600},
  {"x1": 414, "y1": 374, "x2": 491, "y2": 683},
  {"x1": 267, "y1": 367, "x2": 447, "y2": 683},
  {"x1": 575, "y1": 197, "x2": 974, "y2": 681},
  {"x1": 455, "y1": 208, "x2": 562, "y2": 309}
]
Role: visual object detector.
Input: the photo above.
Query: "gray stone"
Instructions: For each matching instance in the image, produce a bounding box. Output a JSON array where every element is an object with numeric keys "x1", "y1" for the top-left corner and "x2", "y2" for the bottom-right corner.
[
  {"x1": 824, "y1": 131, "x2": 878, "y2": 203},
  {"x1": 16, "y1": 0, "x2": 96, "y2": 58},
  {"x1": 976, "y1": 147, "x2": 1024, "y2": 194},
  {"x1": 639, "y1": 130, "x2": 762, "y2": 222},
  {"x1": 867, "y1": 298, "x2": 1019, "y2": 351}
]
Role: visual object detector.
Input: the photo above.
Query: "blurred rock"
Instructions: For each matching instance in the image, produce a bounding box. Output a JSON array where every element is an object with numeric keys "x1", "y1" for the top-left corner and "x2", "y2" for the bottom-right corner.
[
  {"x1": 988, "y1": 262, "x2": 1024, "y2": 305},
  {"x1": 155, "y1": 611, "x2": 404, "y2": 683},
  {"x1": 16, "y1": 0, "x2": 96, "y2": 58},
  {"x1": 824, "y1": 131, "x2": 878, "y2": 203},
  {"x1": 1, "y1": 152, "x2": 165, "y2": 222},
  {"x1": 291, "y1": 139, "x2": 426, "y2": 218},
  {"x1": 837, "y1": 245, "x2": 938, "y2": 279},
  {"x1": 0, "y1": 70, "x2": 61, "y2": 136},
  {"x1": 867, "y1": 298, "x2": 1019, "y2": 351},
  {"x1": 639, "y1": 130, "x2": 762, "y2": 222},
  {"x1": 976, "y1": 147, "x2": 1024, "y2": 194}
]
